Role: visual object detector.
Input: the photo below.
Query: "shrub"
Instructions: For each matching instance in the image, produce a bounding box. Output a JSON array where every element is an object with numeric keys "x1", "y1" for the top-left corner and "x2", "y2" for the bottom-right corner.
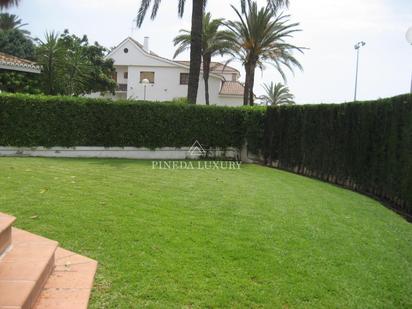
[
  {"x1": 251, "y1": 94, "x2": 412, "y2": 217},
  {"x1": 0, "y1": 93, "x2": 246, "y2": 149},
  {"x1": 0, "y1": 92, "x2": 411, "y2": 216}
]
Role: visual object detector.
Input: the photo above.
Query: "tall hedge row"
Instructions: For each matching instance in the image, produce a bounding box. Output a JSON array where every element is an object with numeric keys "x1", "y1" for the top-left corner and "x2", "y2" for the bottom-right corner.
[
  {"x1": 256, "y1": 94, "x2": 412, "y2": 217},
  {"x1": 0, "y1": 94, "x2": 246, "y2": 149},
  {"x1": 0, "y1": 93, "x2": 411, "y2": 216}
]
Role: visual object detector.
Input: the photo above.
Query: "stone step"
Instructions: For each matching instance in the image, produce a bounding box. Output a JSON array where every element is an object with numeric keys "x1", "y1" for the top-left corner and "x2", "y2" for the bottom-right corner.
[
  {"x1": 34, "y1": 248, "x2": 98, "y2": 309},
  {"x1": 0, "y1": 228, "x2": 58, "y2": 309},
  {"x1": 0, "y1": 213, "x2": 16, "y2": 256}
]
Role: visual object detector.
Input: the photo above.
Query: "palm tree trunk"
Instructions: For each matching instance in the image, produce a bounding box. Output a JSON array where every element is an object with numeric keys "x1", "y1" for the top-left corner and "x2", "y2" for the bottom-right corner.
[
  {"x1": 203, "y1": 54, "x2": 211, "y2": 105},
  {"x1": 243, "y1": 62, "x2": 251, "y2": 105},
  {"x1": 187, "y1": 0, "x2": 204, "y2": 104},
  {"x1": 249, "y1": 62, "x2": 256, "y2": 106}
]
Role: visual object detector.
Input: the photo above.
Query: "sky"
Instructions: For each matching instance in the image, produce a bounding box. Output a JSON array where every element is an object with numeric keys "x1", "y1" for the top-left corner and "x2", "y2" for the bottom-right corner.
[{"x1": 7, "y1": 0, "x2": 412, "y2": 104}]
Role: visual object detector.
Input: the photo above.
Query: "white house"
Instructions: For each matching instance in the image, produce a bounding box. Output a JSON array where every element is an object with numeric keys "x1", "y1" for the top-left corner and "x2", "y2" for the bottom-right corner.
[{"x1": 91, "y1": 37, "x2": 244, "y2": 106}]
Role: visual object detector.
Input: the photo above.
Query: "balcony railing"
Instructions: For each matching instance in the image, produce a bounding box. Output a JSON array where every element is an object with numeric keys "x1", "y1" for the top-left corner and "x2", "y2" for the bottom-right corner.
[{"x1": 116, "y1": 83, "x2": 127, "y2": 92}]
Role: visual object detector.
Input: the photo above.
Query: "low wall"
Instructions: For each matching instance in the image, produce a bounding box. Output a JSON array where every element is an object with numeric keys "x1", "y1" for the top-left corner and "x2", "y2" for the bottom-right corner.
[{"x1": 0, "y1": 146, "x2": 242, "y2": 161}]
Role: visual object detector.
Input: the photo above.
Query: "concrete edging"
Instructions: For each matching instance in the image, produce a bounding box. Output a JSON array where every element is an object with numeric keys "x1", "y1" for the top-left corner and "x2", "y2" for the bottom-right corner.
[{"x1": 0, "y1": 146, "x2": 241, "y2": 160}]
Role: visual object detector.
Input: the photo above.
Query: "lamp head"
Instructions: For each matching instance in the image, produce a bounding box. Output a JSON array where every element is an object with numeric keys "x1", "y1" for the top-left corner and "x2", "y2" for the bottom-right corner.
[{"x1": 354, "y1": 41, "x2": 366, "y2": 50}]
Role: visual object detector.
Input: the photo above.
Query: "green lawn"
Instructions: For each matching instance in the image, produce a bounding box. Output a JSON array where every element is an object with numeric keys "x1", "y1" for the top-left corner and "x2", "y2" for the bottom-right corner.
[{"x1": 0, "y1": 157, "x2": 411, "y2": 308}]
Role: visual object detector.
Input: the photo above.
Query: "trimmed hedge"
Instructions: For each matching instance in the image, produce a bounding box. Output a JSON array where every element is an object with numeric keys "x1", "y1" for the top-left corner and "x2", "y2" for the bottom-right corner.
[
  {"x1": 0, "y1": 93, "x2": 246, "y2": 149},
  {"x1": 255, "y1": 94, "x2": 412, "y2": 217},
  {"x1": 0, "y1": 93, "x2": 411, "y2": 216}
]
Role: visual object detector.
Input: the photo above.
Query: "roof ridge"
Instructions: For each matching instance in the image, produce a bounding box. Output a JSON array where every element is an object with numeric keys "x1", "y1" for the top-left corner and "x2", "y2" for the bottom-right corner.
[
  {"x1": 175, "y1": 60, "x2": 239, "y2": 74},
  {"x1": 0, "y1": 52, "x2": 41, "y2": 73},
  {"x1": 220, "y1": 80, "x2": 244, "y2": 97},
  {"x1": 0, "y1": 52, "x2": 38, "y2": 65}
]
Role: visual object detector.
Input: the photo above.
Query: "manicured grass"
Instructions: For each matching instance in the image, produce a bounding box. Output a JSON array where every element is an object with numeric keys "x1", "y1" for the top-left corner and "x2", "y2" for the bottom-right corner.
[{"x1": 0, "y1": 157, "x2": 411, "y2": 308}]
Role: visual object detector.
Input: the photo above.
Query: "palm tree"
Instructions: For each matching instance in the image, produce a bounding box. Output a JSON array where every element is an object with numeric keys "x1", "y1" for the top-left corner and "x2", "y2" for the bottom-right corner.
[
  {"x1": 0, "y1": 13, "x2": 30, "y2": 35},
  {"x1": 0, "y1": 0, "x2": 19, "y2": 9},
  {"x1": 225, "y1": 0, "x2": 303, "y2": 105},
  {"x1": 260, "y1": 82, "x2": 294, "y2": 105},
  {"x1": 136, "y1": 0, "x2": 206, "y2": 104},
  {"x1": 240, "y1": 0, "x2": 289, "y2": 13},
  {"x1": 37, "y1": 32, "x2": 64, "y2": 95},
  {"x1": 173, "y1": 12, "x2": 234, "y2": 105}
]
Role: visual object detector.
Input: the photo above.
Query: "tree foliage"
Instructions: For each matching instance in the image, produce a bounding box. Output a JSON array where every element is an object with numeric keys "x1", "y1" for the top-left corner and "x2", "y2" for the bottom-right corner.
[
  {"x1": 240, "y1": 0, "x2": 289, "y2": 13},
  {"x1": 0, "y1": 0, "x2": 19, "y2": 9},
  {"x1": 225, "y1": 0, "x2": 303, "y2": 105},
  {"x1": 136, "y1": 0, "x2": 207, "y2": 104},
  {"x1": 0, "y1": 71, "x2": 40, "y2": 94},
  {"x1": 0, "y1": 28, "x2": 35, "y2": 59},
  {"x1": 0, "y1": 14, "x2": 38, "y2": 94},
  {"x1": 0, "y1": 13, "x2": 29, "y2": 35},
  {"x1": 260, "y1": 82, "x2": 294, "y2": 105},
  {"x1": 173, "y1": 12, "x2": 234, "y2": 105},
  {"x1": 36, "y1": 30, "x2": 116, "y2": 96}
]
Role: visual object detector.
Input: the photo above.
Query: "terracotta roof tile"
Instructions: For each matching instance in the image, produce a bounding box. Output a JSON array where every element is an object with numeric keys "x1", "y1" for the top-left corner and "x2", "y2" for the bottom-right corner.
[
  {"x1": 219, "y1": 81, "x2": 244, "y2": 96},
  {"x1": 176, "y1": 61, "x2": 239, "y2": 75},
  {"x1": 0, "y1": 52, "x2": 41, "y2": 73}
]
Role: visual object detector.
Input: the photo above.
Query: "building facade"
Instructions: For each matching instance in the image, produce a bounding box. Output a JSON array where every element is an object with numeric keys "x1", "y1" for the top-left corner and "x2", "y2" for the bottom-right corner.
[{"x1": 90, "y1": 37, "x2": 244, "y2": 106}]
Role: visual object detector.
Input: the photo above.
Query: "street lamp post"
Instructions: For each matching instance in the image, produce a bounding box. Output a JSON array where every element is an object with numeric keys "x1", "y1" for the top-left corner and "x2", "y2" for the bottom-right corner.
[
  {"x1": 406, "y1": 27, "x2": 412, "y2": 93},
  {"x1": 142, "y1": 78, "x2": 150, "y2": 100},
  {"x1": 353, "y1": 41, "x2": 366, "y2": 102}
]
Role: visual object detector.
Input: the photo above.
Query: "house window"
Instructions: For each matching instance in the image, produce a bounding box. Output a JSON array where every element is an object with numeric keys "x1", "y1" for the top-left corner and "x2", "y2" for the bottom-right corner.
[
  {"x1": 180, "y1": 73, "x2": 189, "y2": 85},
  {"x1": 232, "y1": 73, "x2": 237, "y2": 81},
  {"x1": 140, "y1": 71, "x2": 155, "y2": 83},
  {"x1": 124, "y1": 48, "x2": 129, "y2": 53},
  {"x1": 112, "y1": 71, "x2": 117, "y2": 82},
  {"x1": 124, "y1": 72, "x2": 128, "y2": 79}
]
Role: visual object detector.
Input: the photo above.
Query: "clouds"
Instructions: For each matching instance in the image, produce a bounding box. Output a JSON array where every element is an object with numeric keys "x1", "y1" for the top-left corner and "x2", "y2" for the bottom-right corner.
[{"x1": 9, "y1": 0, "x2": 412, "y2": 103}]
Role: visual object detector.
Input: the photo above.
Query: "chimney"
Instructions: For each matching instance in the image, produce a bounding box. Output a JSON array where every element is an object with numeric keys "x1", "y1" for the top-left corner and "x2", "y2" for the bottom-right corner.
[{"x1": 144, "y1": 37, "x2": 150, "y2": 52}]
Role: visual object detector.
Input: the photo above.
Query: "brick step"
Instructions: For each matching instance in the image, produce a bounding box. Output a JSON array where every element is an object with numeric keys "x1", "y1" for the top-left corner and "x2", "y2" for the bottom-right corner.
[
  {"x1": 0, "y1": 213, "x2": 16, "y2": 255},
  {"x1": 0, "y1": 212, "x2": 98, "y2": 309},
  {"x1": 34, "y1": 248, "x2": 98, "y2": 309},
  {"x1": 0, "y1": 228, "x2": 58, "y2": 309}
]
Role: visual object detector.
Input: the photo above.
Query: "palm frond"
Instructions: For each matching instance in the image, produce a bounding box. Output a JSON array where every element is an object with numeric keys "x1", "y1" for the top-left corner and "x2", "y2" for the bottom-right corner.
[
  {"x1": 172, "y1": 11, "x2": 234, "y2": 59},
  {"x1": 137, "y1": 0, "x2": 207, "y2": 27},
  {"x1": 225, "y1": 2, "x2": 303, "y2": 74},
  {"x1": 173, "y1": 31, "x2": 191, "y2": 58},
  {"x1": 240, "y1": 0, "x2": 289, "y2": 13},
  {"x1": 0, "y1": 0, "x2": 19, "y2": 9},
  {"x1": 0, "y1": 13, "x2": 30, "y2": 35},
  {"x1": 261, "y1": 82, "x2": 294, "y2": 105},
  {"x1": 224, "y1": 1, "x2": 303, "y2": 105}
]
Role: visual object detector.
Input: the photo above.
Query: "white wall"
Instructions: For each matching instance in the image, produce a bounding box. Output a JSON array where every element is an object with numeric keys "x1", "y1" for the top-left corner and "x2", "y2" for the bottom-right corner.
[
  {"x1": 110, "y1": 39, "x2": 175, "y2": 68},
  {"x1": 86, "y1": 38, "x2": 244, "y2": 106},
  {"x1": 0, "y1": 146, "x2": 241, "y2": 161},
  {"x1": 220, "y1": 72, "x2": 239, "y2": 82},
  {"x1": 115, "y1": 66, "x2": 128, "y2": 84},
  {"x1": 215, "y1": 96, "x2": 244, "y2": 106},
  {"x1": 127, "y1": 65, "x2": 187, "y2": 101},
  {"x1": 124, "y1": 65, "x2": 242, "y2": 105},
  {"x1": 86, "y1": 92, "x2": 126, "y2": 100},
  {"x1": 196, "y1": 75, "x2": 241, "y2": 106}
]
